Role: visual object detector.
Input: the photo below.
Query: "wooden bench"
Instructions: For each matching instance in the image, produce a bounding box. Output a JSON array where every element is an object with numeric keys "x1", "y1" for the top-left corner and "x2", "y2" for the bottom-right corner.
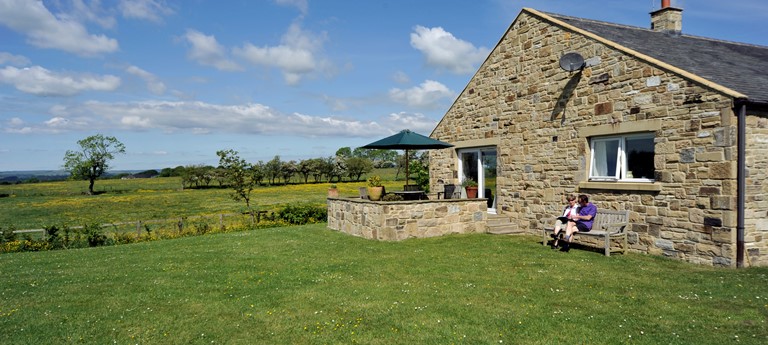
[{"x1": 542, "y1": 209, "x2": 630, "y2": 256}]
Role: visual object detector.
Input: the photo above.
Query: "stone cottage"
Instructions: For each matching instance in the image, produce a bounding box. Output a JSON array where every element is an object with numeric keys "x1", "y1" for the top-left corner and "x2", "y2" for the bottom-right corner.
[{"x1": 429, "y1": 2, "x2": 768, "y2": 267}]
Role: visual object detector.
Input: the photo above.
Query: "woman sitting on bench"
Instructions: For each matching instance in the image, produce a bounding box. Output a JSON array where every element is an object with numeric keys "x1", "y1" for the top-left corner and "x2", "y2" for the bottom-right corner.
[
  {"x1": 561, "y1": 194, "x2": 597, "y2": 252},
  {"x1": 551, "y1": 194, "x2": 578, "y2": 248}
]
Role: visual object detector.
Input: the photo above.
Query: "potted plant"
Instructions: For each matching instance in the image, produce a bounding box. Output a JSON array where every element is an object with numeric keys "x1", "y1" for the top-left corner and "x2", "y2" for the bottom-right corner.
[
  {"x1": 367, "y1": 175, "x2": 384, "y2": 201},
  {"x1": 461, "y1": 179, "x2": 478, "y2": 198},
  {"x1": 327, "y1": 183, "x2": 339, "y2": 198}
]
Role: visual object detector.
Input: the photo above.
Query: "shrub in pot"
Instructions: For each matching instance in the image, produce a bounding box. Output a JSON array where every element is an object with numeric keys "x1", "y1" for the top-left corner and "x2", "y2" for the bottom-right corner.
[
  {"x1": 461, "y1": 179, "x2": 478, "y2": 198},
  {"x1": 367, "y1": 176, "x2": 384, "y2": 201}
]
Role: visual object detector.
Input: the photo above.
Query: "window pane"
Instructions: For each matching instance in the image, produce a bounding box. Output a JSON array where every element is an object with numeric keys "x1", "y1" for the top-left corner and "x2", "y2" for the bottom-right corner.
[
  {"x1": 625, "y1": 136, "x2": 655, "y2": 179},
  {"x1": 460, "y1": 151, "x2": 478, "y2": 185},
  {"x1": 591, "y1": 139, "x2": 619, "y2": 179}
]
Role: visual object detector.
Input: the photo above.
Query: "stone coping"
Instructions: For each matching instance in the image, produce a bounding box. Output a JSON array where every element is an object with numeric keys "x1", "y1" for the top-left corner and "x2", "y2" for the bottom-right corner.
[{"x1": 326, "y1": 196, "x2": 487, "y2": 204}]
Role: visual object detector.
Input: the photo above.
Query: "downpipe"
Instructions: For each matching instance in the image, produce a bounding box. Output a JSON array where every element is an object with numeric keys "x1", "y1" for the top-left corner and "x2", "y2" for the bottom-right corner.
[{"x1": 736, "y1": 102, "x2": 746, "y2": 268}]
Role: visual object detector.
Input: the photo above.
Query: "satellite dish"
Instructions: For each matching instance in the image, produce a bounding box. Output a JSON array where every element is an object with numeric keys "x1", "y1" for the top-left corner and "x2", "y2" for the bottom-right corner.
[{"x1": 559, "y1": 52, "x2": 585, "y2": 72}]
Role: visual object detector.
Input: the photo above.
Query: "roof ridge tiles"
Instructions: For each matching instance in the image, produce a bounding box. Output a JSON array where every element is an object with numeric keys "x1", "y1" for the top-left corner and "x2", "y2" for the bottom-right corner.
[{"x1": 543, "y1": 10, "x2": 768, "y2": 50}]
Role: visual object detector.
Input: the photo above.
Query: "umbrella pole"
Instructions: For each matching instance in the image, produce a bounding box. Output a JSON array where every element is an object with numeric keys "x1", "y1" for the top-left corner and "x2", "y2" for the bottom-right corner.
[{"x1": 405, "y1": 149, "x2": 409, "y2": 186}]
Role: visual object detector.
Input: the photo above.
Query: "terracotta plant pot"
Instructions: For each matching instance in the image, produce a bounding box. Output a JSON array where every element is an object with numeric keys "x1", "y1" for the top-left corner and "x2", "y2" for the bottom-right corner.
[
  {"x1": 465, "y1": 186, "x2": 478, "y2": 198},
  {"x1": 367, "y1": 186, "x2": 384, "y2": 201},
  {"x1": 327, "y1": 188, "x2": 339, "y2": 198}
]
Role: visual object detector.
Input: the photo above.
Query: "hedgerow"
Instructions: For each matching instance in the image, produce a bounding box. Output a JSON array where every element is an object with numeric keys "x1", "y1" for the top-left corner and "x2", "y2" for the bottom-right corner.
[{"x1": 0, "y1": 202, "x2": 327, "y2": 254}]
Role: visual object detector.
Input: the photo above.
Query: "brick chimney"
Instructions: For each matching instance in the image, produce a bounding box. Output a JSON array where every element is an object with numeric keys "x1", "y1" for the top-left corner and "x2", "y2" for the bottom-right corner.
[{"x1": 650, "y1": 0, "x2": 682, "y2": 34}]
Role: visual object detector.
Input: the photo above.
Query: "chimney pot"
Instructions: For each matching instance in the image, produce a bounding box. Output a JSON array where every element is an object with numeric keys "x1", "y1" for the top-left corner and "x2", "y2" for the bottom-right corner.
[{"x1": 662, "y1": 0, "x2": 671, "y2": 8}]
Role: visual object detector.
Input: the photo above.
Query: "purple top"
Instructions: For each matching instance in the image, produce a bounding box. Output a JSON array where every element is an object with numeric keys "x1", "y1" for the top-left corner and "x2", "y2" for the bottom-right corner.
[{"x1": 577, "y1": 203, "x2": 597, "y2": 230}]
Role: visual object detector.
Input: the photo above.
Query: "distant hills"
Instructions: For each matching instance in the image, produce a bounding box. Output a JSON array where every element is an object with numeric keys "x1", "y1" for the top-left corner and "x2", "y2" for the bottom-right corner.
[{"x1": 0, "y1": 170, "x2": 151, "y2": 183}]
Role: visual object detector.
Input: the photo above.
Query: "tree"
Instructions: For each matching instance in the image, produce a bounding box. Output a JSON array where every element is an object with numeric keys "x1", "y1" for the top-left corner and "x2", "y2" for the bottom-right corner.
[
  {"x1": 251, "y1": 161, "x2": 266, "y2": 186},
  {"x1": 280, "y1": 160, "x2": 298, "y2": 184},
  {"x1": 324, "y1": 156, "x2": 345, "y2": 182},
  {"x1": 360, "y1": 148, "x2": 397, "y2": 168},
  {"x1": 212, "y1": 167, "x2": 228, "y2": 187},
  {"x1": 63, "y1": 134, "x2": 125, "y2": 195},
  {"x1": 180, "y1": 165, "x2": 214, "y2": 188},
  {"x1": 264, "y1": 156, "x2": 283, "y2": 185},
  {"x1": 335, "y1": 147, "x2": 352, "y2": 158},
  {"x1": 298, "y1": 159, "x2": 313, "y2": 183},
  {"x1": 304, "y1": 158, "x2": 326, "y2": 183},
  {"x1": 345, "y1": 157, "x2": 374, "y2": 181},
  {"x1": 410, "y1": 152, "x2": 431, "y2": 192},
  {"x1": 216, "y1": 149, "x2": 257, "y2": 210},
  {"x1": 394, "y1": 150, "x2": 418, "y2": 181}
]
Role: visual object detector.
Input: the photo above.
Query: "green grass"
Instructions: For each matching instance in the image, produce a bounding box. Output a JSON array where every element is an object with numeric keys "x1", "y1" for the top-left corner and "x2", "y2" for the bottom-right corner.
[
  {"x1": 0, "y1": 173, "x2": 405, "y2": 230},
  {"x1": 2, "y1": 226, "x2": 767, "y2": 344}
]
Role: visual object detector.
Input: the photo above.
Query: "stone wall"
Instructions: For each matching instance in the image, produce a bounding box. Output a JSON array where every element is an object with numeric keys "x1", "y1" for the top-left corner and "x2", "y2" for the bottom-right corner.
[
  {"x1": 327, "y1": 197, "x2": 487, "y2": 241},
  {"x1": 745, "y1": 114, "x2": 768, "y2": 266},
  {"x1": 429, "y1": 11, "x2": 765, "y2": 266}
]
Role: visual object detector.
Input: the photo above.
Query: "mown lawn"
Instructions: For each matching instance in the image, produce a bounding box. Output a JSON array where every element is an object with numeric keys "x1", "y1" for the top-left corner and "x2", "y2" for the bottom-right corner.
[{"x1": 2, "y1": 225, "x2": 767, "y2": 344}]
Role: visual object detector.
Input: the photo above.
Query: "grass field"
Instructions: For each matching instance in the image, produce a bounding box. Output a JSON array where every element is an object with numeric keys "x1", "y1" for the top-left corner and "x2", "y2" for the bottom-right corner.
[
  {"x1": 1, "y1": 225, "x2": 767, "y2": 344},
  {"x1": 0, "y1": 171, "x2": 403, "y2": 230}
]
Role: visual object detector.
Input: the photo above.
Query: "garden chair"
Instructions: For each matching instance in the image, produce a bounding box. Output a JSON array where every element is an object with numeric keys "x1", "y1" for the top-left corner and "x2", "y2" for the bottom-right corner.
[{"x1": 437, "y1": 184, "x2": 461, "y2": 199}]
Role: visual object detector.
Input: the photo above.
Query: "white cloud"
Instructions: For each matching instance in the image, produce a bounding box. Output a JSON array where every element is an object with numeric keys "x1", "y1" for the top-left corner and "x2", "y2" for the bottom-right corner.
[
  {"x1": 119, "y1": 0, "x2": 174, "y2": 23},
  {"x1": 125, "y1": 65, "x2": 166, "y2": 95},
  {"x1": 234, "y1": 22, "x2": 328, "y2": 85},
  {"x1": 381, "y1": 112, "x2": 439, "y2": 134},
  {"x1": 0, "y1": 52, "x2": 30, "y2": 66},
  {"x1": 121, "y1": 115, "x2": 152, "y2": 128},
  {"x1": 410, "y1": 25, "x2": 489, "y2": 74},
  {"x1": 275, "y1": 0, "x2": 308, "y2": 15},
  {"x1": 392, "y1": 71, "x2": 410, "y2": 84},
  {"x1": 0, "y1": 0, "x2": 118, "y2": 56},
  {"x1": 389, "y1": 80, "x2": 455, "y2": 109},
  {"x1": 5, "y1": 115, "x2": 90, "y2": 134},
  {"x1": 67, "y1": 0, "x2": 117, "y2": 29},
  {"x1": 321, "y1": 95, "x2": 348, "y2": 112},
  {"x1": 184, "y1": 29, "x2": 242, "y2": 71},
  {"x1": 4, "y1": 99, "x2": 443, "y2": 138},
  {"x1": 39, "y1": 100, "x2": 388, "y2": 137},
  {"x1": 44, "y1": 117, "x2": 70, "y2": 127},
  {"x1": 0, "y1": 66, "x2": 121, "y2": 96},
  {"x1": 5, "y1": 126, "x2": 32, "y2": 134}
]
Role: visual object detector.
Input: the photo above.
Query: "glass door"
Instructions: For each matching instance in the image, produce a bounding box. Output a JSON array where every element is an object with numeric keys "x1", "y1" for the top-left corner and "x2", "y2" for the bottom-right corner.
[{"x1": 458, "y1": 147, "x2": 498, "y2": 213}]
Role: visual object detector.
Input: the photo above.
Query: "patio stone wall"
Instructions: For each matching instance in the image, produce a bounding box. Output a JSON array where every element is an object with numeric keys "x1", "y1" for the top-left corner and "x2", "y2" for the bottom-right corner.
[{"x1": 327, "y1": 197, "x2": 487, "y2": 241}]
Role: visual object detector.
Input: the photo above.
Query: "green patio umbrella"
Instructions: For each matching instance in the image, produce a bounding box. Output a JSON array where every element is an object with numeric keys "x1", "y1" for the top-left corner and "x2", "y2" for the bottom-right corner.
[{"x1": 362, "y1": 129, "x2": 454, "y2": 186}]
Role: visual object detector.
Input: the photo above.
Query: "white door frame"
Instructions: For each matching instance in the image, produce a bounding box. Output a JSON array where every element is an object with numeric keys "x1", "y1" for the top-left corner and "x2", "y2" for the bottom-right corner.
[{"x1": 457, "y1": 147, "x2": 497, "y2": 214}]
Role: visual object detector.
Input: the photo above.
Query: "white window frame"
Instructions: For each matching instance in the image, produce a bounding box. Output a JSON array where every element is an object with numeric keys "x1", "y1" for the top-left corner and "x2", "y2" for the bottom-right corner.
[{"x1": 589, "y1": 133, "x2": 655, "y2": 182}]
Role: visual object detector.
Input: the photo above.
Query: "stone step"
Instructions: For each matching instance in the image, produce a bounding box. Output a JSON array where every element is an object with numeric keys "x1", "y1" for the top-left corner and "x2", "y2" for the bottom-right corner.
[
  {"x1": 486, "y1": 215, "x2": 524, "y2": 235},
  {"x1": 487, "y1": 224, "x2": 525, "y2": 235},
  {"x1": 486, "y1": 214, "x2": 509, "y2": 224}
]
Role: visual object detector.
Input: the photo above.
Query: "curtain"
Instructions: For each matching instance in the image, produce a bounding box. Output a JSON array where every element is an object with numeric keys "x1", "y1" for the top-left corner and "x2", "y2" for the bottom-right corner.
[{"x1": 591, "y1": 139, "x2": 619, "y2": 179}]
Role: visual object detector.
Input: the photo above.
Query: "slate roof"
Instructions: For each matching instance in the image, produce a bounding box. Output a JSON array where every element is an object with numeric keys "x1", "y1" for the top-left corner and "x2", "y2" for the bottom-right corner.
[{"x1": 543, "y1": 12, "x2": 768, "y2": 105}]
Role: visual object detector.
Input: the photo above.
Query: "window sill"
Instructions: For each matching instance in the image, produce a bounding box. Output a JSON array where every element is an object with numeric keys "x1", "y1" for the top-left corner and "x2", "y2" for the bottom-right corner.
[{"x1": 578, "y1": 181, "x2": 662, "y2": 192}]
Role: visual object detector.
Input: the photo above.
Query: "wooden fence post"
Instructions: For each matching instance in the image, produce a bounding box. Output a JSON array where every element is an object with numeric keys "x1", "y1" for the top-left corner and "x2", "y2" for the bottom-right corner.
[{"x1": 136, "y1": 220, "x2": 142, "y2": 236}]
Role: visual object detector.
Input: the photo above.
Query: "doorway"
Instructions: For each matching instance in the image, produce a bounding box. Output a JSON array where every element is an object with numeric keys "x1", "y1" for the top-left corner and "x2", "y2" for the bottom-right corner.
[{"x1": 458, "y1": 147, "x2": 498, "y2": 213}]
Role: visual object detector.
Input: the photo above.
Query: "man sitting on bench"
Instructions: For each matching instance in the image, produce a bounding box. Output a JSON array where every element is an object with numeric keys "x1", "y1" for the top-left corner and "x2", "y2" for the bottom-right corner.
[{"x1": 561, "y1": 194, "x2": 597, "y2": 252}]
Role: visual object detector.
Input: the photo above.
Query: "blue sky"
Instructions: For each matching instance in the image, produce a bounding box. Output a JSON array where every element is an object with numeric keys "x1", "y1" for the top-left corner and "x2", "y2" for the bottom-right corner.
[{"x1": 1, "y1": 0, "x2": 767, "y2": 171}]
